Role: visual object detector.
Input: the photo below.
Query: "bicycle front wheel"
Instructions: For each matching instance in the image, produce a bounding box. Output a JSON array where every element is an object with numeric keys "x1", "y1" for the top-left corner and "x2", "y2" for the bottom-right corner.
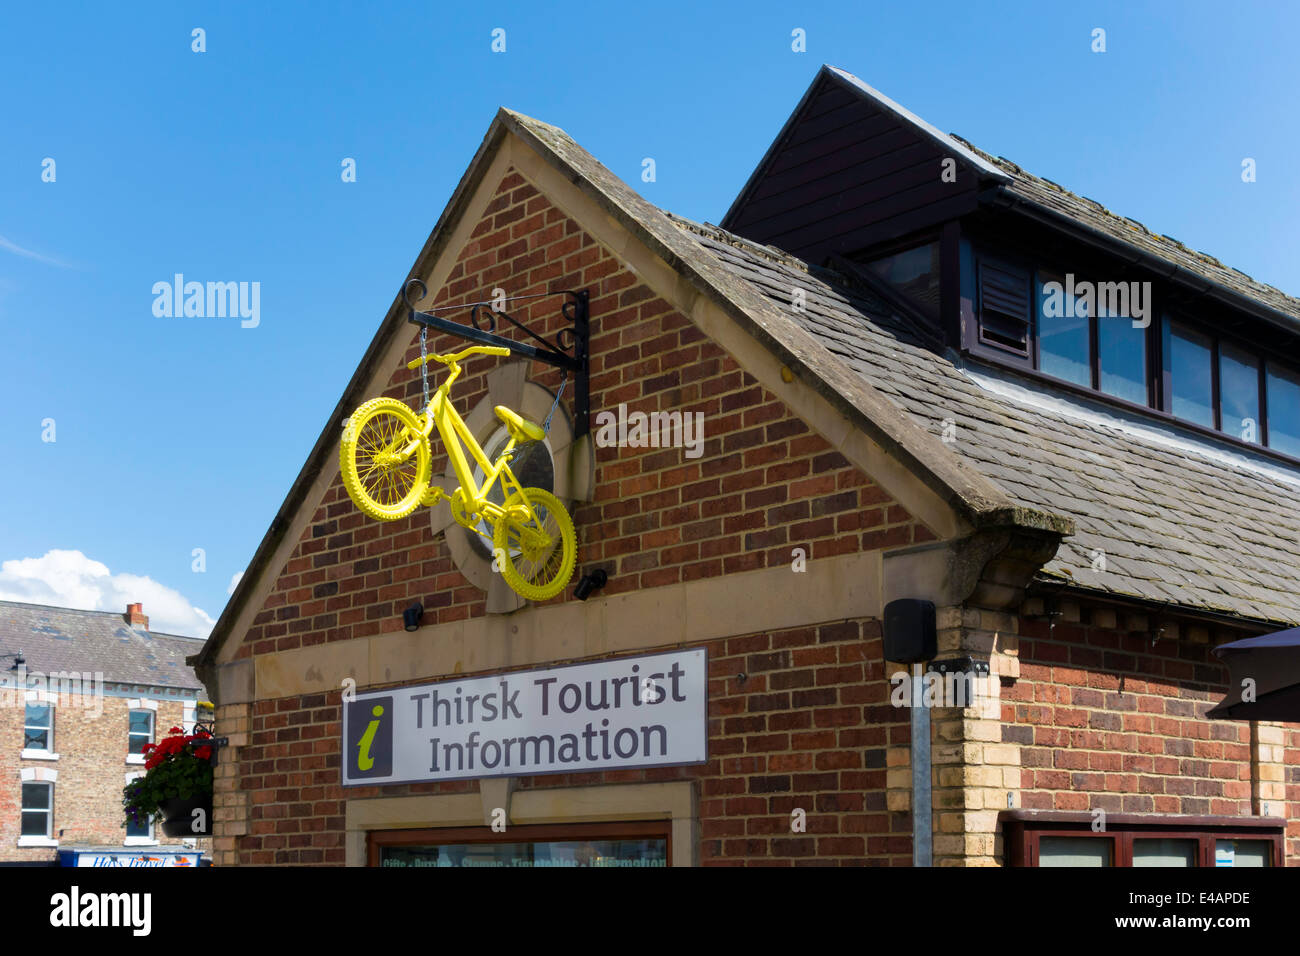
[
  {"x1": 340, "y1": 397, "x2": 431, "y2": 521},
  {"x1": 492, "y1": 487, "x2": 576, "y2": 602}
]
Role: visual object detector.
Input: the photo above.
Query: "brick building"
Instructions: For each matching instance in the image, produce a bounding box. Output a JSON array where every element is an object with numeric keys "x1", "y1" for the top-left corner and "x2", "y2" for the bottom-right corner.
[
  {"x1": 0, "y1": 600, "x2": 207, "y2": 864},
  {"x1": 195, "y1": 66, "x2": 1298, "y2": 867}
]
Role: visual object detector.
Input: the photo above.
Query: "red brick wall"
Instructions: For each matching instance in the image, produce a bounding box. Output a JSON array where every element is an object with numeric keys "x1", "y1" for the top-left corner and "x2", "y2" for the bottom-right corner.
[
  {"x1": 1007, "y1": 610, "x2": 1299, "y2": 861},
  {"x1": 234, "y1": 619, "x2": 910, "y2": 866},
  {"x1": 233, "y1": 167, "x2": 932, "y2": 661},
  {"x1": 218, "y1": 166, "x2": 942, "y2": 865}
]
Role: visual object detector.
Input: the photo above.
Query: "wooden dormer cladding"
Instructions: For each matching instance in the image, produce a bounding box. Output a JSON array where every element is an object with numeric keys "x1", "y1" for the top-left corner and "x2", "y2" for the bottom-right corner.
[{"x1": 721, "y1": 67, "x2": 996, "y2": 263}]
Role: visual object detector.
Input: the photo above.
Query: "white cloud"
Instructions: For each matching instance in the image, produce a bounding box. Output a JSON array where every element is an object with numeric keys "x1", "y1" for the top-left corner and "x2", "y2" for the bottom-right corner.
[
  {"x1": 227, "y1": 571, "x2": 244, "y2": 596},
  {"x1": 0, "y1": 233, "x2": 73, "y2": 269},
  {"x1": 0, "y1": 549, "x2": 215, "y2": 638}
]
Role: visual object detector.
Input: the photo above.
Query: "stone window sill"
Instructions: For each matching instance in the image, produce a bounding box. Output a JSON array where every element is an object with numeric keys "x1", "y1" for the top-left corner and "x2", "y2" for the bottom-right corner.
[{"x1": 17, "y1": 836, "x2": 58, "y2": 848}]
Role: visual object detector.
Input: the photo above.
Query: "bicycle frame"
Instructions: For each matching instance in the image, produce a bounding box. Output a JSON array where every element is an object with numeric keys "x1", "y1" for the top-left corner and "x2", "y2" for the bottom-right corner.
[{"x1": 399, "y1": 359, "x2": 541, "y2": 542}]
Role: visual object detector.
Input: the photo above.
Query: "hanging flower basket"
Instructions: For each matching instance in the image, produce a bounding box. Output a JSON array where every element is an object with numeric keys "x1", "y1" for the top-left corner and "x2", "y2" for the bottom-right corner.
[
  {"x1": 159, "y1": 794, "x2": 214, "y2": 837},
  {"x1": 123, "y1": 725, "x2": 215, "y2": 838}
]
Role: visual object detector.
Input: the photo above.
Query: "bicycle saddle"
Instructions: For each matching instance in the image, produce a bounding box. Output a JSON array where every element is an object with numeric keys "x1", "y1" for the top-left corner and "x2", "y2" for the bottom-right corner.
[{"x1": 494, "y1": 405, "x2": 546, "y2": 443}]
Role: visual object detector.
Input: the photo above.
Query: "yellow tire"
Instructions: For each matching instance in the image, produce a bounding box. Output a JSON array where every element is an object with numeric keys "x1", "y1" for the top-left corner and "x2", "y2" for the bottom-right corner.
[
  {"x1": 492, "y1": 487, "x2": 576, "y2": 601},
  {"x1": 340, "y1": 398, "x2": 431, "y2": 521}
]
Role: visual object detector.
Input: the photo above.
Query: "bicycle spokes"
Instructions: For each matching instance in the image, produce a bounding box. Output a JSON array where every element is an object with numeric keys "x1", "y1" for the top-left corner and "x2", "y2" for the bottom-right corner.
[{"x1": 499, "y1": 504, "x2": 561, "y2": 578}]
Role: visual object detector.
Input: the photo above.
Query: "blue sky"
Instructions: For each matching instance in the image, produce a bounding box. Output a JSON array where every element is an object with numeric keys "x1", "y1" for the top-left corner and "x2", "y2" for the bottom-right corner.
[{"x1": 1, "y1": 1, "x2": 1296, "y2": 636}]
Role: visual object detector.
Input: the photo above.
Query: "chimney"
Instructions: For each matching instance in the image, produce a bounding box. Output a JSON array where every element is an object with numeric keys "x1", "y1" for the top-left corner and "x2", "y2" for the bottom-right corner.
[{"x1": 125, "y1": 603, "x2": 149, "y2": 629}]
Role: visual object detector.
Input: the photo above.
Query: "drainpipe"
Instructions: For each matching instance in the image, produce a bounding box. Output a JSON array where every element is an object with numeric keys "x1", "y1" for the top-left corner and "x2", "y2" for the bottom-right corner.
[
  {"x1": 911, "y1": 662, "x2": 932, "y2": 867},
  {"x1": 883, "y1": 598, "x2": 939, "y2": 868}
]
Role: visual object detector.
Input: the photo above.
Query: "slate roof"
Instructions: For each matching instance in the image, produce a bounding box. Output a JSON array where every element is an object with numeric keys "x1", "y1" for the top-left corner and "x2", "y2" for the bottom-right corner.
[
  {"x1": 0, "y1": 600, "x2": 205, "y2": 689},
  {"x1": 670, "y1": 216, "x2": 1300, "y2": 628},
  {"x1": 822, "y1": 66, "x2": 1300, "y2": 333},
  {"x1": 957, "y1": 135, "x2": 1300, "y2": 330}
]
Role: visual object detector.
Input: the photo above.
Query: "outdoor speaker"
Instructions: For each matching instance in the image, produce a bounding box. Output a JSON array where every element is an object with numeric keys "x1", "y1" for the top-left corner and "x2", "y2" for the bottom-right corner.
[{"x1": 882, "y1": 598, "x2": 937, "y2": 663}]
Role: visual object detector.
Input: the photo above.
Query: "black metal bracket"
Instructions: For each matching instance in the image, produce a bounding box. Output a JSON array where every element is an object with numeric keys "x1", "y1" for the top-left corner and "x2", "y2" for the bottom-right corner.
[
  {"x1": 402, "y1": 278, "x2": 591, "y2": 437},
  {"x1": 191, "y1": 716, "x2": 229, "y2": 768},
  {"x1": 930, "y1": 657, "x2": 991, "y2": 677}
]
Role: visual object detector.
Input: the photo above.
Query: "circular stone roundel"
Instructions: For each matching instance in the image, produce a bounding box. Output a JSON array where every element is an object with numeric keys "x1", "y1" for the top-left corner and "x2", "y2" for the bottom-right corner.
[{"x1": 428, "y1": 359, "x2": 594, "y2": 613}]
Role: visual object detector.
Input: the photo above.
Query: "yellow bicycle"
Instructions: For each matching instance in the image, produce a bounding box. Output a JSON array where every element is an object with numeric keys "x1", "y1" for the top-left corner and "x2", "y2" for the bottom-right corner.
[{"x1": 339, "y1": 344, "x2": 576, "y2": 602}]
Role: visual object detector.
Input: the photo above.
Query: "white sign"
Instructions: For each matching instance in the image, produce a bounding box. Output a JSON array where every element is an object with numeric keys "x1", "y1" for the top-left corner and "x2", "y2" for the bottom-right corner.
[
  {"x1": 72, "y1": 852, "x2": 201, "y2": 868},
  {"x1": 342, "y1": 648, "x2": 708, "y2": 786}
]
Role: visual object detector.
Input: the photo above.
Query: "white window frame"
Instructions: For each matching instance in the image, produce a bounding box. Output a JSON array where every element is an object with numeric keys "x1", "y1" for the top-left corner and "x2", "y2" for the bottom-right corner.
[
  {"x1": 126, "y1": 704, "x2": 156, "y2": 764},
  {"x1": 123, "y1": 771, "x2": 158, "y2": 846},
  {"x1": 18, "y1": 769, "x2": 58, "y2": 847},
  {"x1": 21, "y1": 696, "x2": 58, "y2": 760}
]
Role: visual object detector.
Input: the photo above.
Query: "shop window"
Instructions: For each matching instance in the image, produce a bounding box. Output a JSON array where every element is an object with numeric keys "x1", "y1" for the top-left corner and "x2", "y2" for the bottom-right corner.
[
  {"x1": 1002, "y1": 812, "x2": 1283, "y2": 867},
  {"x1": 1038, "y1": 835, "x2": 1114, "y2": 867},
  {"x1": 21, "y1": 782, "x2": 53, "y2": 838},
  {"x1": 1215, "y1": 839, "x2": 1271, "y2": 868},
  {"x1": 1163, "y1": 321, "x2": 1215, "y2": 428},
  {"x1": 1132, "y1": 838, "x2": 1197, "y2": 867},
  {"x1": 128, "y1": 710, "x2": 154, "y2": 757},
  {"x1": 23, "y1": 702, "x2": 53, "y2": 755},
  {"x1": 368, "y1": 822, "x2": 671, "y2": 868}
]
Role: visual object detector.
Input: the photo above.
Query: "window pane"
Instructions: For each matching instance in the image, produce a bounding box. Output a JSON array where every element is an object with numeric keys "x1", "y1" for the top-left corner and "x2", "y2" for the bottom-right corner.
[
  {"x1": 380, "y1": 838, "x2": 669, "y2": 868},
  {"x1": 1266, "y1": 363, "x2": 1300, "y2": 457},
  {"x1": 24, "y1": 727, "x2": 50, "y2": 750},
  {"x1": 1133, "y1": 839, "x2": 1197, "y2": 867},
  {"x1": 1216, "y1": 839, "x2": 1270, "y2": 867},
  {"x1": 25, "y1": 703, "x2": 50, "y2": 728},
  {"x1": 864, "y1": 243, "x2": 941, "y2": 321},
  {"x1": 129, "y1": 711, "x2": 152, "y2": 734},
  {"x1": 1039, "y1": 836, "x2": 1112, "y2": 866},
  {"x1": 21, "y1": 783, "x2": 50, "y2": 811},
  {"x1": 1098, "y1": 311, "x2": 1147, "y2": 404},
  {"x1": 1219, "y1": 343, "x2": 1261, "y2": 443},
  {"x1": 126, "y1": 815, "x2": 151, "y2": 839},
  {"x1": 21, "y1": 811, "x2": 49, "y2": 837},
  {"x1": 1036, "y1": 274, "x2": 1091, "y2": 387},
  {"x1": 1164, "y1": 321, "x2": 1214, "y2": 427}
]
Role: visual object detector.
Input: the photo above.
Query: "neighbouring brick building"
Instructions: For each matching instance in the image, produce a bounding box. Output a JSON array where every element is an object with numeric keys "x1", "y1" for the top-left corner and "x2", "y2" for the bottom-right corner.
[
  {"x1": 0, "y1": 600, "x2": 208, "y2": 864},
  {"x1": 194, "y1": 66, "x2": 1299, "y2": 867}
]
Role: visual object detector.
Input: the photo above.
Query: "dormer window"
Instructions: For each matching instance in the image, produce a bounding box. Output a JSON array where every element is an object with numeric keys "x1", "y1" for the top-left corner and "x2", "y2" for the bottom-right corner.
[{"x1": 961, "y1": 240, "x2": 1300, "y2": 463}]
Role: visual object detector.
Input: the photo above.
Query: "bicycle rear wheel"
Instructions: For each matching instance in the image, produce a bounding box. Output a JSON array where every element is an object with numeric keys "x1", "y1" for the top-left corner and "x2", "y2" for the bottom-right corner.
[
  {"x1": 492, "y1": 487, "x2": 576, "y2": 601},
  {"x1": 340, "y1": 397, "x2": 431, "y2": 521}
]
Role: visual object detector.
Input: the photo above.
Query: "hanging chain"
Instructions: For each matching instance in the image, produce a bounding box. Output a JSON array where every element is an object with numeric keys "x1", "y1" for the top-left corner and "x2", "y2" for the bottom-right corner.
[
  {"x1": 542, "y1": 374, "x2": 567, "y2": 434},
  {"x1": 420, "y1": 325, "x2": 430, "y2": 409}
]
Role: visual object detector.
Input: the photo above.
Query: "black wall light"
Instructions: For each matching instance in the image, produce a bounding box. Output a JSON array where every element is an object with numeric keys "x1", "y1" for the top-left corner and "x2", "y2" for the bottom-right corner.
[
  {"x1": 574, "y1": 569, "x2": 608, "y2": 601},
  {"x1": 403, "y1": 602, "x2": 424, "y2": 632}
]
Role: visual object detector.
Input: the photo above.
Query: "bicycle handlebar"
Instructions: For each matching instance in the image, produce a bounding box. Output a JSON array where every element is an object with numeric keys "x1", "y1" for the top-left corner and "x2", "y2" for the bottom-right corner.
[{"x1": 406, "y1": 345, "x2": 511, "y2": 370}]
